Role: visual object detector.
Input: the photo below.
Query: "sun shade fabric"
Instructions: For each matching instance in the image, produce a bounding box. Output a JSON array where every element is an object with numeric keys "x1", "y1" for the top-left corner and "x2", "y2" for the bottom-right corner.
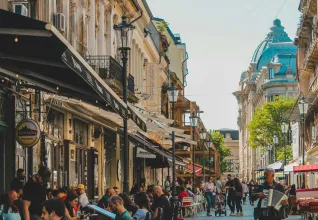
[
  {"x1": 258, "y1": 161, "x2": 284, "y2": 171},
  {"x1": 0, "y1": 9, "x2": 146, "y2": 131},
  {"x1": 284, "y1": 160, "x2": 301, "y2": 172},
  {"x1": 187, "y1": 165, "x2": 202, "y2": 175},
  {"x1": 293, "y1": 164, "x2": 318, "y2": 173}
]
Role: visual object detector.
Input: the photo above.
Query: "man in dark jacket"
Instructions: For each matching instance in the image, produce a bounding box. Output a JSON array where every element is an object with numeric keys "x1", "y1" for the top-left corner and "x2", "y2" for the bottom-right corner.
[{"x1": 252, "y1": 168, "x2": 288, "y2": 220}]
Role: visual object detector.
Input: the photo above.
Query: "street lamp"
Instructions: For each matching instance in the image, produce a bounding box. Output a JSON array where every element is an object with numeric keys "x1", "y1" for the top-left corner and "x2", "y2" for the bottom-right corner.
[
  {"x1": 114, "y1": 16, "x2": 135, "y2": 194},
  {"x1": 206, "y1": 138, "x2": 213, "y2": 175},
  {"x1": 167, "y1": 83, "x2": 179, "y2": 219},
  {"x1": 200, "y1": 128, "x2": 207, "y2": 181},
  {"x1": 273, "y1": 135, "x2": 278, "y2": 162},
  {"x1": 298, "y1": 96, "x2": 309, "y2": 188},
  {"x1": 281, "y1": 122, "x2": 288, "y2": 179},
  {"x1": 189, "y1": 112, "x2": 199, "y2": 192}
]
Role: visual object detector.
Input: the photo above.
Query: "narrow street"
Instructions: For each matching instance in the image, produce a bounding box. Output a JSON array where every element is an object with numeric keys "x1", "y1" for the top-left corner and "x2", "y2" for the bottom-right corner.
[{"x1": 185, "y1": 204, "x2": 302, "y2": 220}]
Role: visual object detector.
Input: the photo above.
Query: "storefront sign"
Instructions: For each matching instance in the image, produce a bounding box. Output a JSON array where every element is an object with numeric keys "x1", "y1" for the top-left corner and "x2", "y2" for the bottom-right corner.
[
  {"x1": 136, "y1": 147, "x2": 156, "y2": 159},
  {"x1": 70, "y1": 144, "x2": 76, "y2": 162},
  {"x1": 16, "y1": 119, "x2": 41, "y2": 148},
  {"x1": 292, "y1": 122, "x2": 300, "y2": 160},
  {"x1": 146, "y1": 63, "x2": 159, "y2": 112}
]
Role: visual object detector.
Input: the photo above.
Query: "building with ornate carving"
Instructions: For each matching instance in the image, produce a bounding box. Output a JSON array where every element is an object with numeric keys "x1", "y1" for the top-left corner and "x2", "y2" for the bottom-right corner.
[{"x1": 234, "y1": 19, "x2": 298, "y2": 181}]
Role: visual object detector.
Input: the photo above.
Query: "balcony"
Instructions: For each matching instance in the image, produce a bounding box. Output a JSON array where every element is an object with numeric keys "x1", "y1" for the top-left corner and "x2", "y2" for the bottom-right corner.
[
  {"x1": 303, "y1": 38, "x2": 318, "y2": 71},
  {"x1": 297, "y1": 0, "x2": 317, "y2": 37},
  {"x1": 86, "y1": 55, "x2": 139, "y2": 103}
]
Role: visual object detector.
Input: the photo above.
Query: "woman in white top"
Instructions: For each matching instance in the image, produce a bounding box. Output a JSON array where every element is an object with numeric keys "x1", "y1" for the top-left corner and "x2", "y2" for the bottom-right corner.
[
  {"x1": 204, "y1": 177, "x2": 216, "y2": 216},
  {"x1": 241, "y1": 181, "x2": 249, "y2": 205}
]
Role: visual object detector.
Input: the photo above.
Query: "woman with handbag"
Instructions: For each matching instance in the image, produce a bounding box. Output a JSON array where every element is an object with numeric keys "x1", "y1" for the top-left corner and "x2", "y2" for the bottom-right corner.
[
  {"x1": 234, "y1": 178, "x2": 243, "y2": 216},
  {"x1": 204, "y1": 177, "x2": 216, "y2": 216}
]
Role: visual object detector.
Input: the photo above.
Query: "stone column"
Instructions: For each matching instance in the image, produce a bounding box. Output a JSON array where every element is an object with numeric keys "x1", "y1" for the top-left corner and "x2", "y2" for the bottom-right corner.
[
  {"x1": 88, "y1": 0, "x2": 96, "y2": 55},
  {"x1": 106, "y1": 9, "x2": 113, "y2": 56},
  {"x1": 98, "y1": 0, "x2": 105, "y2": 55},
  {"x1": 70, "y1": 1, "x2": 77, "y2": 49}
]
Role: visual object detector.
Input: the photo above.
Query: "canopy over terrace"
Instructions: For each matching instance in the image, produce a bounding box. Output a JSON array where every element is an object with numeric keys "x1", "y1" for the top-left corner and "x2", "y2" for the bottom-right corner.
[
  {"x1": 0, "y1": 9, "x2": 146, "y2": 131},
  {"x1": 293, "y1": 164, "x2": 318, "y2": 173}
]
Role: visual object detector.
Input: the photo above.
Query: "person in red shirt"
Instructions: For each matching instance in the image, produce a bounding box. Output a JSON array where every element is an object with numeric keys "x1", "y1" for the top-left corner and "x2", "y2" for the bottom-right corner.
[{"x1": 178, "y1": 186, "x2": 191, "y2": 216}]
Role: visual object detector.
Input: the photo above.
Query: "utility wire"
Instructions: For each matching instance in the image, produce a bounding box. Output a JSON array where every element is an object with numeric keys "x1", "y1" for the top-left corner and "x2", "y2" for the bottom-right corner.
[{"x1": 276, "y1": 0, "x2": 288, "y2": 18}]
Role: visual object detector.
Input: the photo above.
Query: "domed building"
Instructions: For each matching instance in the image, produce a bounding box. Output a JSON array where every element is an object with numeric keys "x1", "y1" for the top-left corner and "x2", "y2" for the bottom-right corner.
[{"x1": 233, "y1": 19, "x2": 299, "y2": 181}]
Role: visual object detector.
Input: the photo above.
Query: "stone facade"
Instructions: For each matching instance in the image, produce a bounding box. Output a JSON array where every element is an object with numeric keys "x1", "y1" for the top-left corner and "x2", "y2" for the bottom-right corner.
[{"x1": 234, "y1": 19, "x2": 298, "y2": 181}]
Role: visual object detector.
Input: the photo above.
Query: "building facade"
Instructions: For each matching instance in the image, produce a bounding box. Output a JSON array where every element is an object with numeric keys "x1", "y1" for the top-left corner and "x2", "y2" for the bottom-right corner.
[
  {"x1": 291, "y1": 0, "x2": 318, "y2": 188},
  {"x1": 0, "y1": 0, "x2": 219, "y2": 199},
  {"x1": 234, "y1": 19, "x2": 298, "y2": 181},
  {"x1": 217, "y1": 129, "x2": 240, "y2": 178}
]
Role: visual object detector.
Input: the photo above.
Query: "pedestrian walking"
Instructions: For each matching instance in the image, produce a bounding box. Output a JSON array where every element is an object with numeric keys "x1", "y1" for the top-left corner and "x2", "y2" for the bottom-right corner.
[
  {"x1": 248, "y1": 179, "x2": 255, "y2": 206},
  {"x1": 234, "y1": 178, "x2": 243, "y2": 216},
  {"x1": 241, "y1": 181, "x2": 249, "y2": 205},
  {"x1": 164, "y1": 176, "x2": 171, "y2": 194},
  {"x1": 225, "y1": 174, "x2": 236, "y2": 216},
  {"x1": 216, "y1": 177, "x2": 222, "y2": 195},
  {"x1": 204, "y1": 176, "x2": 215, "y2": 216}
]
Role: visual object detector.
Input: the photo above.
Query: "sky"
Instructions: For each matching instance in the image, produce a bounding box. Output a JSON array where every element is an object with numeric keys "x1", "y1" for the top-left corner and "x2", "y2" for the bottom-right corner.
[{"x1": 147, "y1": 0, "x2": 301, "y2": 130}]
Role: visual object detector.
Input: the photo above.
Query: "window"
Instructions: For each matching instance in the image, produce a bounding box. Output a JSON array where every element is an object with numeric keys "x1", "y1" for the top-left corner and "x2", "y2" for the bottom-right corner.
[
  {"x1": 226, "y1": 159, "x2": 234, "y2": 172},
  {"x1": 269, "y1": 68, "x2": 274, "y2": 79},
  {"x1": 46, "y1": 109, "x2": 64, "y2": 139},
  {"x1": 73, "y1": 118, "x2": 88, "y2": 145}
]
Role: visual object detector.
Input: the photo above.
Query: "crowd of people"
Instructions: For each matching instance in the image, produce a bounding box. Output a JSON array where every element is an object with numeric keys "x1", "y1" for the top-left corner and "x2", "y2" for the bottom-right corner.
[{"x1": 0, "y1": 166, "x2": 300, "y2": 220}]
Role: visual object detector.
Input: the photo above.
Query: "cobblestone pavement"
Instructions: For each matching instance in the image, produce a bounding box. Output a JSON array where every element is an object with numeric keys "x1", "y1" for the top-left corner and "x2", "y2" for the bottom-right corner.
[{"x1": 184, "y1": 203, "x2": 302, "y2": 220}]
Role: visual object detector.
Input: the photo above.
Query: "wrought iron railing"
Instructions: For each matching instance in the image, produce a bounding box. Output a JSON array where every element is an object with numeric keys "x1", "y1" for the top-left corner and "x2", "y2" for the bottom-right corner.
[
  {"x1": 86, "y1": 55, "x2": 123, "y2": 84},
  {"x1": 128, "y1": 74, "x2": 135, "y2": 93},
  {"x1": 86, "y1": 55, "x2": 135, "y2": 93}
]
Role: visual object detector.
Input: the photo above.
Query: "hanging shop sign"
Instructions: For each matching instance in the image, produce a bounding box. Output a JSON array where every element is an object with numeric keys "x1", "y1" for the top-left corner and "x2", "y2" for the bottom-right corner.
[
  {"x1": 136, "y1": 147, "x2": 156, "y2": 159},
  {"x1": 16, "y1": 119, "x2": 41, "y2": 148}
]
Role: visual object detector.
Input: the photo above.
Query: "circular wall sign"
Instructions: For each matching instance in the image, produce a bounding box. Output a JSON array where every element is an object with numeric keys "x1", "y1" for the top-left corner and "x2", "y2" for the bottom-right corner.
[
  {"x1": 16, "y1": 119, "x2": 41, "y2": 148},
  {"x1": 117, "y1": 160, "x2": 121, "y2": 182}
]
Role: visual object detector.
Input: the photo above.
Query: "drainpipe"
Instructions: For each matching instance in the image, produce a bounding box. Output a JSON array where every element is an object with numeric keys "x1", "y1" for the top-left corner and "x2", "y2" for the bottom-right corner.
[
  {"x1": 182, "y1": 52, "x2": 189, "y2": 87},
  {"x1": 29, "y1": 0, "x2": 38, "y2": 19}
]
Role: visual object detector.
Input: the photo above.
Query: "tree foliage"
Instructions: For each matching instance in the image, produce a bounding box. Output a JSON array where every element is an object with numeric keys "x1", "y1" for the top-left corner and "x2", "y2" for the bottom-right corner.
[
  {"x1": 276, "y1": 145, "x2": 293, "y2": 162},
  {"x1": 211, "y1": 130, "x2": 232, "y2": 173},
  {"x1": 248, "y1": 97, "x2": 296, "y2": 151}
]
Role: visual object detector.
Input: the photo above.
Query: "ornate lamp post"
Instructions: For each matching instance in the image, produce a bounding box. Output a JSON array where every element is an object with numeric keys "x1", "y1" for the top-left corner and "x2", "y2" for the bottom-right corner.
[
  {"x1": 281, "y1": 122, "x2": 288, "y2": 178},
  {"x1": 200, "y1": 128, "x2": 207, "y2": 181},
  {"x1": 189, "y1": 112, "x2": 199, "y2": 192},
  {"x1": 114, "y1": 16, "x2": 135, "y2": 194},
  {"x1": 206, "y1": 138, "x2": 213, "y2": 175},
  {"x1": 298, "y1": 96, "x2": 309, "y2": 188},
  {"x1": 167, "y1": 83, "x2": 179, "y2": 219}
]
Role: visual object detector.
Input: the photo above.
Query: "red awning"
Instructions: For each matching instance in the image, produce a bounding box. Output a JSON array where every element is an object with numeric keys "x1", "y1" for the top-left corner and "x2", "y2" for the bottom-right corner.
[
  {"x1": 187, "y1": 165, "x2": 202, "y2": 175},
  {"x1": 293, "y1": 164, "x2": 318, "y2": 173}
]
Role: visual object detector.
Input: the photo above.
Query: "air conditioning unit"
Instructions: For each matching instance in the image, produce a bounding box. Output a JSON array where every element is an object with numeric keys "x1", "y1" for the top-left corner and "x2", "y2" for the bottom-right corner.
[
  {"x1": 12, "y1": 3, "x2": 28, "y2": 17},
  {"x1": 53, "y1": 13, "x2": 65, "y2": 32}
]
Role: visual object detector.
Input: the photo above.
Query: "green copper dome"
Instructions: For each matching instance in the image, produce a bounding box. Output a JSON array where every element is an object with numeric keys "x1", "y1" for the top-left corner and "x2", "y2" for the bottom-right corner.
[{"x1": 251, "y1": 19, "x2": 296, "y2": 71}]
